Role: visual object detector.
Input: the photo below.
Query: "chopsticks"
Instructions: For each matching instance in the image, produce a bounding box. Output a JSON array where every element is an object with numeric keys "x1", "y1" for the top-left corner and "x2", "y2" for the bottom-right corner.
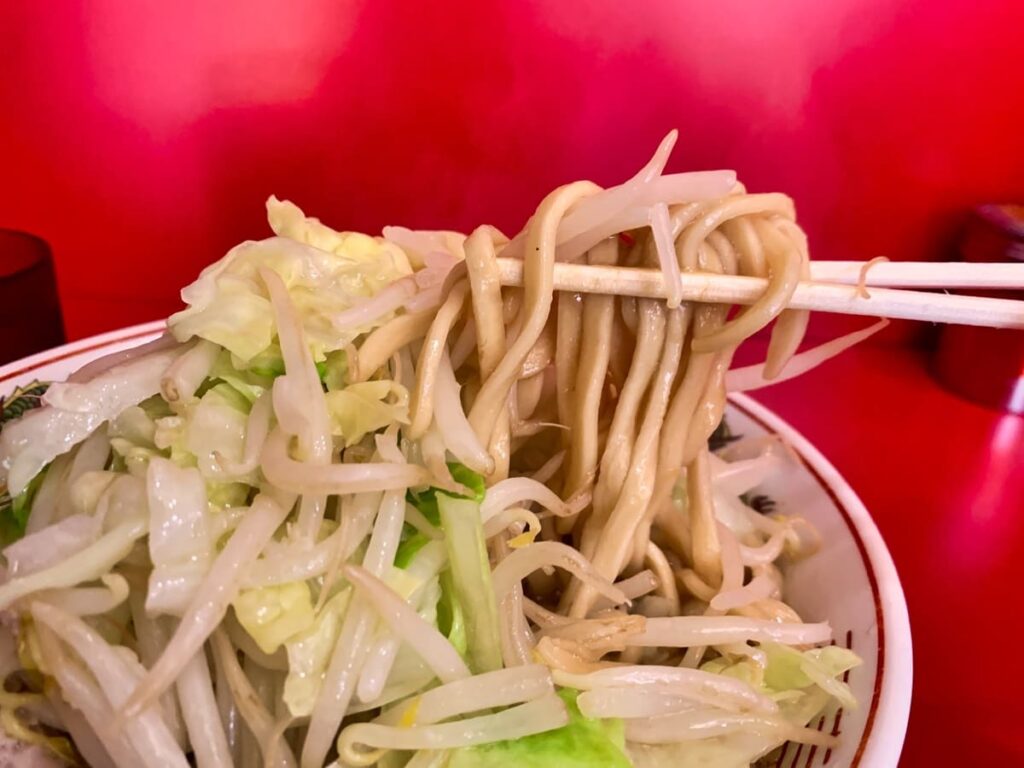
[
  {"x1": 808, "y1": 261, "x2": 1024, "y2": 289},
  {"x1": 494, "y1": 258, "x2": 1024, "y2": 330}
]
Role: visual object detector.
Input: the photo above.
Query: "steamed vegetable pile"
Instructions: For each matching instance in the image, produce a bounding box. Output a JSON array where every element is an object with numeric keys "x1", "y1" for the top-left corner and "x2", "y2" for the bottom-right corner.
[{"x1": 0, "y1": 147, "x2": 861, "y2": 768}]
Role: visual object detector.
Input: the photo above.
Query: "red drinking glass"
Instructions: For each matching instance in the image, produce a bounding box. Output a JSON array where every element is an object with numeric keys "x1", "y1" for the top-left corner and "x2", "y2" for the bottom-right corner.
[
  {"x1": 932, "y1": 205, "x2": 1024, "y2": 413},
  {"x1": 0, "y1": 229, "x2": 65, "y2": 366}
]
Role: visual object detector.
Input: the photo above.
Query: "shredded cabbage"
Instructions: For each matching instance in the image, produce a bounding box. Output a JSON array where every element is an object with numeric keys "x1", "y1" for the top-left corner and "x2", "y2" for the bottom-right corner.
[
  {"x1": 234, "y1": 581, "x2": 316, "y2": 655},
  {"x1": 437, "y1": 568, "x2": 468, "y2": 657},
  {"x1": 145, "y1": 458, "x2": 212, "y2": 616},
  {"x1": 169, "y1": 198, "x2": 410, "y2": 362},
  {"x1": 326, "y1": 381, "x2": 410, "y2": 446},
  {"x1": 446, "y1": 689, "x2": 631, "y2": 768},
  {"x1": 184, "y1": 386, "x2": 251, "y2": 479},
  {"x1": 437, "y1": 495, "x2": 502, "y2": 674},
  {"x1": 407, "y1": 463, "x2": 486, "y2": 527},
  {"x1": 701, "y1": 642, "x2": 861, "y2": 713},
  {"x1": 0, "y1": 468, "x2": 44, "y2": 545},
  {"x1": 283, "y1": 588, "x2": 352, "y2": 716},
  {"x1": 0, "y1": 347, "x2": 180, "y2": 495}
]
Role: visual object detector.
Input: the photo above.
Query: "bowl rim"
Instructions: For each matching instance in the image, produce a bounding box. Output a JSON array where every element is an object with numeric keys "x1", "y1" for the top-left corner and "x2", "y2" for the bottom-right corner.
[
  {"x1": 0, "y1": 323, "x2": 913, "y2": 767},
  {"x1": 730, "y1": 392, "x2": 913, "y2": 767}
]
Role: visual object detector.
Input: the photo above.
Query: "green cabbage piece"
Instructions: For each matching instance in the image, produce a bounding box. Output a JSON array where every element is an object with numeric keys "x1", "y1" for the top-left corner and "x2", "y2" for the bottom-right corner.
[
  {"x1": 700, "y1": 642, "x2": 861, "y2": 718},
  {"x1": 169, "y1": 197, "x2": 410, "y2": 362},
  {"x1": 107, "y1": 399, "x2": 184, "y2": 476},
  {"x1": 0, "y1": 467, "x2": 45, "y2": 546},
  {"x1": 203, "y1": 381, "x2": 252, "y2": 414},
  {"x1": 395, "y1": 529, "x2": 431, "y2": 570},
  {"x1": 761, "y1": 642, "x2": 861, "y2": 709},
  {"x1": 319, "y1": 349, "x2": 349, "y2": 391},
  {"x1": 407, "y1": 463, "x2": 486, "y2": 527},
  {"x1": 234, "y1": 582, "x2": 316, "y2": 655},
  {"x1": 207, "y1": 481, "x2": 252, "y2": 512},
  {"x1": 698, "y1": 656, "x2": 764, "y2": 691},
  {"x1": 437, "y1": 494, "x2": 502, "y2": 674},
  {"x1": 446, "y1": 689, "x2": 630, "y2": 768},
  {"x1": 67, "y1": 470, "x2": 119, "y2": 517},
  {"x1": 0, "y1": 381, "x2": 51, "y2": 526},
  {"x1": 109, "y1": 404, "x2": 157, "y2": 447},
  {"x1": 325, "y1": 380, "x2": 410, "y2": 446},
  {"x1": 112, "y1": 387, "x2": 256, "y2": 518},
  {"x1": 204, "y1": 353, "x2": 274, "y2": 404},
  {"x1": 402, "y1": 464, "x2": 485, "y2": 659},
  {"x1": 113, "y1": 400, "x2": 250, "y2": 513},
  {"x1": 283, "y1": 588, "x2": 352, "y2": 717},
  {"x1": 629, "y1": 642, "x2": 861, "y2": 768},
  {"x1": 206, "y1": 343, "x2": 345, "y2": 405},
  {"x1": 232, "y1": 344, "x2": 286, "y2": 380},
  {"x1": 183, "y1": 386, "x2": 251, "y2": 478},
  {"x1": 436, "y1": 568, "x2": 467, "y2": 656},
  {"x1": 0, "y1": 351, "x2": 189, "y2": 494}
]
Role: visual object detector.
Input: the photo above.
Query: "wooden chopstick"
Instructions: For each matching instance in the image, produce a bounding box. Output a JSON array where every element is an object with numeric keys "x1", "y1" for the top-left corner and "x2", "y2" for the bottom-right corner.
[
  {"x1": 809, "y1": 261, "x2": 1024, "y2": 289},
  {"x1": 494, "y1": 258, "x2": 1024, "y2": 330}
]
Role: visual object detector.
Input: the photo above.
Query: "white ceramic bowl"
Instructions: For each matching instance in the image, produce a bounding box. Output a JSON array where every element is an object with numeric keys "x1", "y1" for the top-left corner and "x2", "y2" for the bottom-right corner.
[{"x1": 0, "y1": 323, "x2": 913, "y2": 767}]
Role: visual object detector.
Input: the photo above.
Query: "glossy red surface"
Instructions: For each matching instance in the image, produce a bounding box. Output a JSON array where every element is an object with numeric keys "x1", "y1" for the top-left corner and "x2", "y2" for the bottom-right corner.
[
  {"x1": 3, "y1": 1, "x2": 1024, "y2": 342},
  {"x1": 3, "y1": 2, "x2": 1024, "y2": 764}
]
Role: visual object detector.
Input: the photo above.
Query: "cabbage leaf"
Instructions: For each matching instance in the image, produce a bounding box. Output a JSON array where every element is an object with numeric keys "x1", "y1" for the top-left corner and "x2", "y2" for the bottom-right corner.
[
  {"x1": 325, "y1": 380, "x2": 410, "y2": 446},
  {"x1": 283, "y1": 588, "x2": 352, "y2": 716},
  {"x1": 234, "y1": 581, "x2": 316, "y2": 655},
  {"x1": 169, "y1": 198, "x2": 410, "y2": 362},
  {"x1": 437, "y1": 494, "x2": 501, "y2": 674},
  {"x1": 145, "y1": 457, "x2": 212, "y2": 615},
  {"x1": 446, "y1": 689, "x2": 630, "y2": 768}
]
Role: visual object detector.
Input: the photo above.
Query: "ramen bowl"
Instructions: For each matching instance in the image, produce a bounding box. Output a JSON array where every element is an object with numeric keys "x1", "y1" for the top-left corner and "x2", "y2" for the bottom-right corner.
[{"x1": 0, "y1": 322, "x2": 913, "y2": 768}]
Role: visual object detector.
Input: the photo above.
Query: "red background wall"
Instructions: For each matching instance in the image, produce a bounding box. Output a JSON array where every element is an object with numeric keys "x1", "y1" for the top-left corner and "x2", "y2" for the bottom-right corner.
[
  {"x1": 2, "y1": 0, "x2": 1023, "y2": 341},
  {"x1": 3, "y1": 3, "x2": 1024, "y2": 765}
]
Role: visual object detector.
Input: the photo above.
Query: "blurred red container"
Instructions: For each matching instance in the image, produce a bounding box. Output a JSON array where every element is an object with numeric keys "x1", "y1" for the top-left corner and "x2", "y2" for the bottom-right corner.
[
  {"x1": 932, "y1": 205, "x2": 1024, "y2": 413},
  {"x1": 0, "y1": 230, "x2": 65, "y2": 366}
]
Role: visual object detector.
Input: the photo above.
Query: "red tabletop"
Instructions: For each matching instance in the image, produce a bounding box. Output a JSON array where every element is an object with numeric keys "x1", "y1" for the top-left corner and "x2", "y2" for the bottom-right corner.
[{"x1": 751, "y1": 342, "x2": 1024, "y2": 767}]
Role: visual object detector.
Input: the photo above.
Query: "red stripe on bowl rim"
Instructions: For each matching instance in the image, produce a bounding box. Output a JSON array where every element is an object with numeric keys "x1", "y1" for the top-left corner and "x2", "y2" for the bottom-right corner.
[
  {"x1": 0, "y1": 323, "x2": 165, "y2": 386},
  {"x1": 730, "y1": 397, "x2": 885, "y2": 768}
]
